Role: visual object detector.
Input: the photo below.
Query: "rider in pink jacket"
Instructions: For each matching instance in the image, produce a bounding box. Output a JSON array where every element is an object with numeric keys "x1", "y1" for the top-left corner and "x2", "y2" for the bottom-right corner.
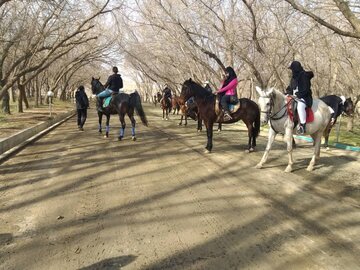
[{"x1": 216, "y1": 66, "x2": 238, "y2": 120}]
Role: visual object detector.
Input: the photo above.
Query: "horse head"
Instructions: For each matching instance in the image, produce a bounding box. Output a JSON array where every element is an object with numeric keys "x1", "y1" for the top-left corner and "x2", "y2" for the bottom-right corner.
[
  {"x1": 344, "y1": 97, "x2": 354, "y2": 116},
  {"x1": 91, "y1": 77, "x2": 104, "y2": 95},
  {"x1": 181, "y1": 78, "x2": 210, "y2": 101},
  {"x1": 256, "y1": 86, "x2": 275, "y2": 125}
]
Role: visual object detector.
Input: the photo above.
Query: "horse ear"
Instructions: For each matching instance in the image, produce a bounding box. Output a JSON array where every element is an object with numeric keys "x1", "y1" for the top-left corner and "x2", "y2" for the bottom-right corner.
[
  {"x1": 266, "y1": 88, "x2": 274, "y2": 96},
  {"x1": 255, "y1": 86, "x2": 263, "y2": 96}
]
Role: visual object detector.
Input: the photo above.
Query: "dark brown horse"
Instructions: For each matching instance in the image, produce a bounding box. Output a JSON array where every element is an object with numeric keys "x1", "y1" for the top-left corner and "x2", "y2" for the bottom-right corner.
[
  {"x1": 91, "y1": 78, "x2": 148, "y2": 140},
  {"x1": 180, "y1": 79, "x2": 260, "y2": 153}
]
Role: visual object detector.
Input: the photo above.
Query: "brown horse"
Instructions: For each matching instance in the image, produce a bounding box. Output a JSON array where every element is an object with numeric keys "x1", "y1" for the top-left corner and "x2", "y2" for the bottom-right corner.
[
  {"x1": 171, "y1": 95, "x2": 181, "y2": 114},
  {"x1": 180, "y1": 79, "x2": 260, "y2": 152},
  {"x1": 161, "y1": 95, "x2": 172, "y2": 120}
]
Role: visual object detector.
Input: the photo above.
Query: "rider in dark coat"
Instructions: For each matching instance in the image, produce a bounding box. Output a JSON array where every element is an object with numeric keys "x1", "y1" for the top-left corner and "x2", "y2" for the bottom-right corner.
[
  {"x1": 286, "y1": 61, "x2": 314, "y2": 134},
  {"x1": 96, "y1": 66, "x2": 123, "y2": 111},
  {"x1": 75, "y1": 85, "x2": 89, "y2": 131}
]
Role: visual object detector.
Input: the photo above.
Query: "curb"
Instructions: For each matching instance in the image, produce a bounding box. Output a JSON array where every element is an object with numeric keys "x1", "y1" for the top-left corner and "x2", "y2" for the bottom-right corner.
[
  {"x1": 0, "y1": 110, "x2": 76, "y2": 163},
  {"x1": 294, "y1": 135, "x2": 360, "y2": 152}
]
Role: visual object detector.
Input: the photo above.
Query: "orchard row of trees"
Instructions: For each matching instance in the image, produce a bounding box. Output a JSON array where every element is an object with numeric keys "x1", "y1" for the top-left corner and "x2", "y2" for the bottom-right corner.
[
  {"x1": 1, "y1": 0, "x2": 359, "y2": 115},
  {"x1": 115, "y1": 0, "x2": 360, "y2": 105}
]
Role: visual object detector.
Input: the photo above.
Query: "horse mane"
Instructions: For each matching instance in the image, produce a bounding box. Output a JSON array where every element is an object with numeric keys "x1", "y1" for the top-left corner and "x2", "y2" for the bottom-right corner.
[{"x1": 183, "y1": 79, "x2": 213, "y2": 99}]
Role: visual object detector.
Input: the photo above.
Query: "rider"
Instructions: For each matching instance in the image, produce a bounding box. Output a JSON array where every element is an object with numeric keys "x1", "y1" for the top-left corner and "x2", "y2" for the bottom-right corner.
[
  {"x1": 96, "y1": 66, "x2": 123, "y2": 109},
  {"x1": 215, "y1": 66, "x2": 238, "y2": 121},
  {"x1": 162, "y1": 84, "x2": 172, "y2": 102},
  {"x1": 286, "y1": 61, "x2": 314, "y2": 135}
]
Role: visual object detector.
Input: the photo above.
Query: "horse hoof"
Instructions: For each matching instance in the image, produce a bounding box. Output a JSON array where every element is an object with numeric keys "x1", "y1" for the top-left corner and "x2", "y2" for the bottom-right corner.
[
  {"x1": 217, "y1": 129, "x2": 221, "y2": 132},
  {"x1": 306, "y1": 166, "x2": 314, "y2": 172},
  {"x1": 197, "y1": 129, "x2": 201, "y2": 133},
  {"x1": 118, "y1": 136, "x2": 123, "y2": 141},
  {"x1": 204, "y1": 149, "x2": 211, "y2": 154},
  {"x1": 245, "y1": 149, "x2": 250, "y2": 153},
  {"x1": 132, "y1": 136, "x2": 136, "y2": 141},
  {"x1": 255, "y1": 163, "x2": 262, "y2": 169},
  {"x1": 325, "y1": 147, "x2": 330, "y2": 151},
  {"x1": 178, "y1": 123, "x2": 182, "y2": 126},
  {"x1": 104, "y1": 135, "x2": 108, "y2": 138},
  {"x1": 284, "y1": 166, "x2": 292, "y2": 173}
]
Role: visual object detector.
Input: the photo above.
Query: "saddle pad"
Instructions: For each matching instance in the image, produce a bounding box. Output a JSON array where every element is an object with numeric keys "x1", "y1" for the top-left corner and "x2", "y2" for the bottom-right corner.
[
  {"x1": 103, "y1": 96, "x2": 112, "y2": 108},
  {"x1": 286, "y1": 96, "x2": 314, "y2": 123},
  {"x1": 306, "y1": 107, "x2": 314, "y2": 123}
]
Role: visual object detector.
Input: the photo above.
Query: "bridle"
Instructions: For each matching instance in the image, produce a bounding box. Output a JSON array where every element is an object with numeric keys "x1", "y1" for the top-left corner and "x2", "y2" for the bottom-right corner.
[{"x1": 261, "y1": 95, "x2": 290, "y2": 122}]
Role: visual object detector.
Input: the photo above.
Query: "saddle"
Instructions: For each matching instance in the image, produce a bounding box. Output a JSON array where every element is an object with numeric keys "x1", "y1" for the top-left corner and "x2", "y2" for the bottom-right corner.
[
  {"x1": 215, "y1": 96, "x2": 241, "y2": 117},
  {"x1": 286, "y1": 96, "x2": 314, "y2": 124}
]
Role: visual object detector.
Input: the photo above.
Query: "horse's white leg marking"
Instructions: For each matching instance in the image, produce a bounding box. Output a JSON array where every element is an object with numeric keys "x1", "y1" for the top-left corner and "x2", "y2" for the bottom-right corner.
[
  {"x1": 285, "y1": 126, "x2": 294, "y2": 173},
  {"x1": 307, "y1": 131, "x2": 322, "y2": 171},
  {"x1": 255, "y1": 127, "x2": 276, "y2": 169}
]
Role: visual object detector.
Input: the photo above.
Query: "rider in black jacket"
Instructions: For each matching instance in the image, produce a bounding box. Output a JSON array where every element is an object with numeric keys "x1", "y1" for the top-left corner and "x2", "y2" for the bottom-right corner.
[
  {"x1": 96, "y1": 66, "x2": 123, "y2": 111},
  {"x1": 286, "y1": 61, "x2": 314, "y2": 134}
]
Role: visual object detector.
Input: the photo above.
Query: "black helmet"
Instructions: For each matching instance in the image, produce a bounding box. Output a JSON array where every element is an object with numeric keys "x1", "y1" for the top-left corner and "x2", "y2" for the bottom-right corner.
[{"x1": 112, "y1": 66, "x2": 118, "y2": 73}]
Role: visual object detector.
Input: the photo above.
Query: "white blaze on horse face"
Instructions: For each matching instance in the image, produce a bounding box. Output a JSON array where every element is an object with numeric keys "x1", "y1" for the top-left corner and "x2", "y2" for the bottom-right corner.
[
  {"x1": 255, "y1": 86, "x2": 271, "y2": 124},
  {"x1": 258, "y1": 96, "x2": 271, "y2": 124}
]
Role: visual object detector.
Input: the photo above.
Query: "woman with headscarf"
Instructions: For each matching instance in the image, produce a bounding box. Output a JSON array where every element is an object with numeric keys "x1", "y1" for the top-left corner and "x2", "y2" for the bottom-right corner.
[
  {"x1": 215, "y1": 66, "x2": 238, "y2": 120},
  {"x1": 286, "y1": 61, "x2": 314, "y2": 134}
]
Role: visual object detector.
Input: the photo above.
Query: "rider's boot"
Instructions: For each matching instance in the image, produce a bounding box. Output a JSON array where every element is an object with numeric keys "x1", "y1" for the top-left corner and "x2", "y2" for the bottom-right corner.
[{"x1": 297, "y1": 123, "x2": 306, "y2": 135}]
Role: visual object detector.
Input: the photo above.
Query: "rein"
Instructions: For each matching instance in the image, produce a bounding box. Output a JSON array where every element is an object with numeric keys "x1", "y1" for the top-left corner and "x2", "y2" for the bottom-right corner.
[{"x1": 262, "y1": 95, "x2": 293, "y2": 134}]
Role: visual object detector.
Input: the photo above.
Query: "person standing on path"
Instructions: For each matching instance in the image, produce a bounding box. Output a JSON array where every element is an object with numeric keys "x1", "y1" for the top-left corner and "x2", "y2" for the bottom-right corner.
[{"x1": 75, "y1": 85, "x2": 89, "y2": 131}]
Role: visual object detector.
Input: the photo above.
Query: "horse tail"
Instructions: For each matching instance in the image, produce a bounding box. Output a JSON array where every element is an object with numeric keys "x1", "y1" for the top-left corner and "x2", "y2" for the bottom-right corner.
[
  {"x1": 253, "y1": 105, "x2": 260, "y2": 138},
  {"x1": 130, "y1": 91, "x2": 148, "y2": 127}
]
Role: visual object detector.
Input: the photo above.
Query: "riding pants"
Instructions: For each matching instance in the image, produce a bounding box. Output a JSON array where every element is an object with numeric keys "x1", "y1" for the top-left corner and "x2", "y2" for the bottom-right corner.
[{"x1": 297, "y1": 98, "x2": 306, "y2": 124}]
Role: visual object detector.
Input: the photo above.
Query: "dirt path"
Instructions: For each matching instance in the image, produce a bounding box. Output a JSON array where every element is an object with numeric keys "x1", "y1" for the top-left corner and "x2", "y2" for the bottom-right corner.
[{"x1": 0, "y1": 103, "x2": 359, "y2": 269}]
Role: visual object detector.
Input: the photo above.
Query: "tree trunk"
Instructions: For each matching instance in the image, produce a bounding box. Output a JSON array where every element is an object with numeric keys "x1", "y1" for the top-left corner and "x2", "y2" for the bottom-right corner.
[
  {"x1": 1, "y1": 89, "x2": 10, "y2": 114},
  {"x1": 346, "y1": 116, "x2": 354, "y2": 132}
]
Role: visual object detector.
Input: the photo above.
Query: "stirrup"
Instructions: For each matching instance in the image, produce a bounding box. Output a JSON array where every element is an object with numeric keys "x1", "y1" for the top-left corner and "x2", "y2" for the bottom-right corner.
[
  {"x1": 297, "y1": 124, "x2": 305, "y2": 135},
  {"x1": 224, "y1": 112, "x2": 232, "y2": 121}
]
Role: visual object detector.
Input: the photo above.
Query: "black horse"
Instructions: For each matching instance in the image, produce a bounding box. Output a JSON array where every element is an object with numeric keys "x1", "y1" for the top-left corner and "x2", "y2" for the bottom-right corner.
[
  {"x1": 320, "y1": 95, "x2": 354, "y2": 148},
  {"x1": 91, "y1": 77, "x2": 148, "y2": 140},
  {"x1": 180, "y1": 79, "x2": 260, "y2": 153}
]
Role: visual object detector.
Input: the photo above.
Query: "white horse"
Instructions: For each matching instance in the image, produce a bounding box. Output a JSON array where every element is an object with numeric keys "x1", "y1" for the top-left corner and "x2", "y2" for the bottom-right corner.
[{"x1": 255, "y1": 87, "x2": 331, "y2": 172}]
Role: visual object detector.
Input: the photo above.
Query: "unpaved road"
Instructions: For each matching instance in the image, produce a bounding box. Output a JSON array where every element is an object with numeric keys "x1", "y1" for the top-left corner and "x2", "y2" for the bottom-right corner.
[{"x1": 0, "y1": 103, "x2": 359, "y2": 270}]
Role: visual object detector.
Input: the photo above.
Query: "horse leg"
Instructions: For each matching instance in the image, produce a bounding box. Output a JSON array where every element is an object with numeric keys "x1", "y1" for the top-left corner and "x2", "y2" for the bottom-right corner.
[
  {"x1": 217, "y1": 123, "x2": 222, "y2": 132},
  {"x1": 118, "y1": 113, "x2": 126, "y2": 141},
  {"x1": 129, "y1": 113, "x2": 136, "y2": 141},
  {"x1": 255, "y1": 128, "x2": 277, "y2": 169},
  {"x1": 204, "y1": 121, "x2": 214, "y2": 153},
  {"x1": 105, "y1": 115, "x2": 110, "y2": 138},
  {"x1": 307, "y1": 132, "x2": 322, "y2": 171},
  {"x1": 245, "y1": 122, "x2": 253, "y2": 153},
  {"x1": 197, "y1": 118, "x2": 202, "y2": 132},
  {"x1": 98, "y1": 112, "x2": 102, "y2": 133},
  {"x1": 324, "y1": 125, "x2": 332, "y2": 150},
  {"x1": 179, "y1": 115, "x2": 183, "y2": 126},
  {"x1": 162, "y1": 109, "x2": 165, "y2": 120},
  {"x1": 284, "y1": 128, "x2": 295, "y2": 173}
]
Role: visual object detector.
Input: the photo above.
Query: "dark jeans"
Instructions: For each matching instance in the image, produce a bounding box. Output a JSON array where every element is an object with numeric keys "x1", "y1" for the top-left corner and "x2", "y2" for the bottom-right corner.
[
  {"x1": 77, "y1": 109, "x2": 87, "y2": 128},
  {"x1": 220, "y1": 95, "x2": 232, "y2": 113}
]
